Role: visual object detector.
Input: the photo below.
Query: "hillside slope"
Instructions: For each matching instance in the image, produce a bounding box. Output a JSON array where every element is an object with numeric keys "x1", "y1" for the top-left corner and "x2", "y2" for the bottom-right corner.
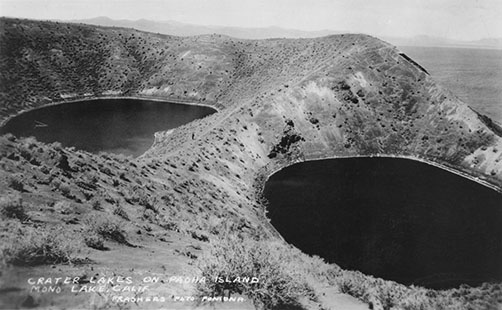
[{"x1": 1, "y1": 17, "x2": 501, "y2": 309}]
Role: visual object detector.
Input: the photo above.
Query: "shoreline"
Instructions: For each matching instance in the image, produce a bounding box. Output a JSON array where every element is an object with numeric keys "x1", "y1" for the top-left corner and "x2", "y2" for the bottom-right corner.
[
  {"x1": 259, "y1": 153, "x2": 502, "y2": 198},
  {"x1": 0, "y1": 94, "x2": 220, "y2": 128}
]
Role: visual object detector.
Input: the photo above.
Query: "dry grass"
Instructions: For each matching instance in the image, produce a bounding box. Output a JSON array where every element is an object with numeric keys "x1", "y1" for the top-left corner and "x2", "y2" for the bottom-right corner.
[
  {"x1": 1, "y1": 227, "x2": 77, "y2": 266},
  {"x1": 196, "y1": 232, "x2": 315, "y2": 309},
  {"x1": 330, "y1": 266, "x2": 502, "y2": 310}
]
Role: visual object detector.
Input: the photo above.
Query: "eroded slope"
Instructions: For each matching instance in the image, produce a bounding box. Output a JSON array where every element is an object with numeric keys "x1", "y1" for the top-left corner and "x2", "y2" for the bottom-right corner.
[{"x1": 1, "y1": 17, "x2": 502, "y2": 309}]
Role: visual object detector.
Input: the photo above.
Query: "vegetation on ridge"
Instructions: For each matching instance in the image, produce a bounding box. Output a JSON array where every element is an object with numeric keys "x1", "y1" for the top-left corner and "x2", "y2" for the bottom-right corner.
[
  {"x1": 0, "y1": 17, "x2": 501, "y2": 309},
  {"x1": 195, "y1": 230, "x2": 502, "y2": 310}
]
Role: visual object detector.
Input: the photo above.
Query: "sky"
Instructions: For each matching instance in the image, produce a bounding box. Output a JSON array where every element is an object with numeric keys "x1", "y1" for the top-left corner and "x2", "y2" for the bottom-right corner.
[{"x1": 0, "y1": 0, "x2": 501, "y2": 41}]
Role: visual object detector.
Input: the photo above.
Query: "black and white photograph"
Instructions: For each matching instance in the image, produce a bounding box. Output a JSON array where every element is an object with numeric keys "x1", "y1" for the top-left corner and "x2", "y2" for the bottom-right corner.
[{"x1": 0, "y1": 0, "x2": 501, "y2": 309}]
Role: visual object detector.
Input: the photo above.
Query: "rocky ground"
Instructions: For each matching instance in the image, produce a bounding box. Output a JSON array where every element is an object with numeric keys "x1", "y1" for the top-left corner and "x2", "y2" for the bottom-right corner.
[{"x1": 1, "y1": 17, "x2": 501, "y2": 309}]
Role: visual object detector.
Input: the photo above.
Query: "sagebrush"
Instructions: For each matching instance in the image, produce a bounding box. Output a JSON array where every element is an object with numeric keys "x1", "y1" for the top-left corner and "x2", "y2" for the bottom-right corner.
[
  {"x1": 1, "y1": 228, "x2": 76, "y2": 265},
  {"x1": 196, "y1": 233, "x2": 315, "y2": 309}
]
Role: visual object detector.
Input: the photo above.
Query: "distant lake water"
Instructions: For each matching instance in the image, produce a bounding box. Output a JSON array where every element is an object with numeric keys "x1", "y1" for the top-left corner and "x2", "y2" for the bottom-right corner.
[
  {"x1": 399, "y1": 46, "x2": 502, "y2": 124},
  {"x1": 0, "y1": 99, "x2": 216, "y2": 157}
]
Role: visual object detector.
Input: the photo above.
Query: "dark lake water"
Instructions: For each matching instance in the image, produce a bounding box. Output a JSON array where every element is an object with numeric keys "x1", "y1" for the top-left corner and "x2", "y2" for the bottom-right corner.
[
  {"x1": 0, "y1": 99, "x2": 216, "y2": 157},
  {"x1": 263, "y1": 157, "x2": 502, "y2": 289}
]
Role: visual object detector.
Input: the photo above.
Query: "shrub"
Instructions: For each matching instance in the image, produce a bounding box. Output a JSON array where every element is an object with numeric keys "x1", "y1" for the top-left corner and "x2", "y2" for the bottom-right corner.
[
  {"x1": 113, "y1": 205, "x2": 129, "y2": 220},
  {"x1": 142, "y1": 208, "x2": 156, "y2": 222},
  {"x1": 335, "y1": 271, "x2": 373, "y2": 302},
  {"x1": 40, "y1": 164, "x2": 50, "y2": 174},
  {"x1": 84, "y1": 232, "x2": 106, "y2": 250},
  {"x1": 59, "y1": 184, "x2": 72, "y2": 198},
  {"x1": 0, "y1": 194, "x2": 28, "y2": 220},
  {"x1": 138, "y1": 193, "x2": 157, "y2": 212},
  {"x1": 85, "y1": 215, "x2": 128, "y2": 245},
  {"x1": 82, "y1": 190, "x2": 93, "y2": 201},
  {"x1": 1, "y1": 229, "x2": 76, "y2": 265},
  {"x1": 91, "y1": 199, "x2": 102, "y2": 210},
  {"x1": 104, "y1": 194, "x2": 118, "y2": 205},
  {"x1": 4, "y1": 133, "x2": 16, "y2": 142},
  {"x1": 142, "y1": 209, "x2": 179, "y2": 231},
  {"x1": 196, "y1": 234, "x2": 315, "y2": 309},
  {"x1": 54, "y1": 200, "x2": 73, "y2": 214},
  {"x1": 7, "y1": 175, "x2": 24, "y2": 191}
]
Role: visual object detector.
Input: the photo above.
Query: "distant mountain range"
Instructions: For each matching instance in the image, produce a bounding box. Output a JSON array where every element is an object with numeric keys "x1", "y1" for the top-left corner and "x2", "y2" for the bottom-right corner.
[
  {"x1": 68, "y1": 16, "x2": 502, "y2": 49},
  {"x1": 68, "y1": 16, "x2": 340, "y2": 40}
]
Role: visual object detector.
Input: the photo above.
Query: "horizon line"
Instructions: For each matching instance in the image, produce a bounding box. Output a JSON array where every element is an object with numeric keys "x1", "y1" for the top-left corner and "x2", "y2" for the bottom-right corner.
[{"x1": 2, "y1": 15, "x2": 501, "y2": 45}]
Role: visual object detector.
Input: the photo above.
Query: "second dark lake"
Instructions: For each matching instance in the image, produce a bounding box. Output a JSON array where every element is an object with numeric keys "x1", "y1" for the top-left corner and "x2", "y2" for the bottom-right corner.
[
  {"x1": 0, "y1": 98, "x2": 216, "y2": 157},
  {"x1": 263, "y1": 157, "x2": 502, "y2": 289}
]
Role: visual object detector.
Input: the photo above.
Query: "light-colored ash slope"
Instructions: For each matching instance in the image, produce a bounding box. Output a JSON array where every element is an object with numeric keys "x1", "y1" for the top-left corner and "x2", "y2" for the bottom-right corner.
[{"x1": 0, "y1": 17, "x2": 501, "y2": 309}]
